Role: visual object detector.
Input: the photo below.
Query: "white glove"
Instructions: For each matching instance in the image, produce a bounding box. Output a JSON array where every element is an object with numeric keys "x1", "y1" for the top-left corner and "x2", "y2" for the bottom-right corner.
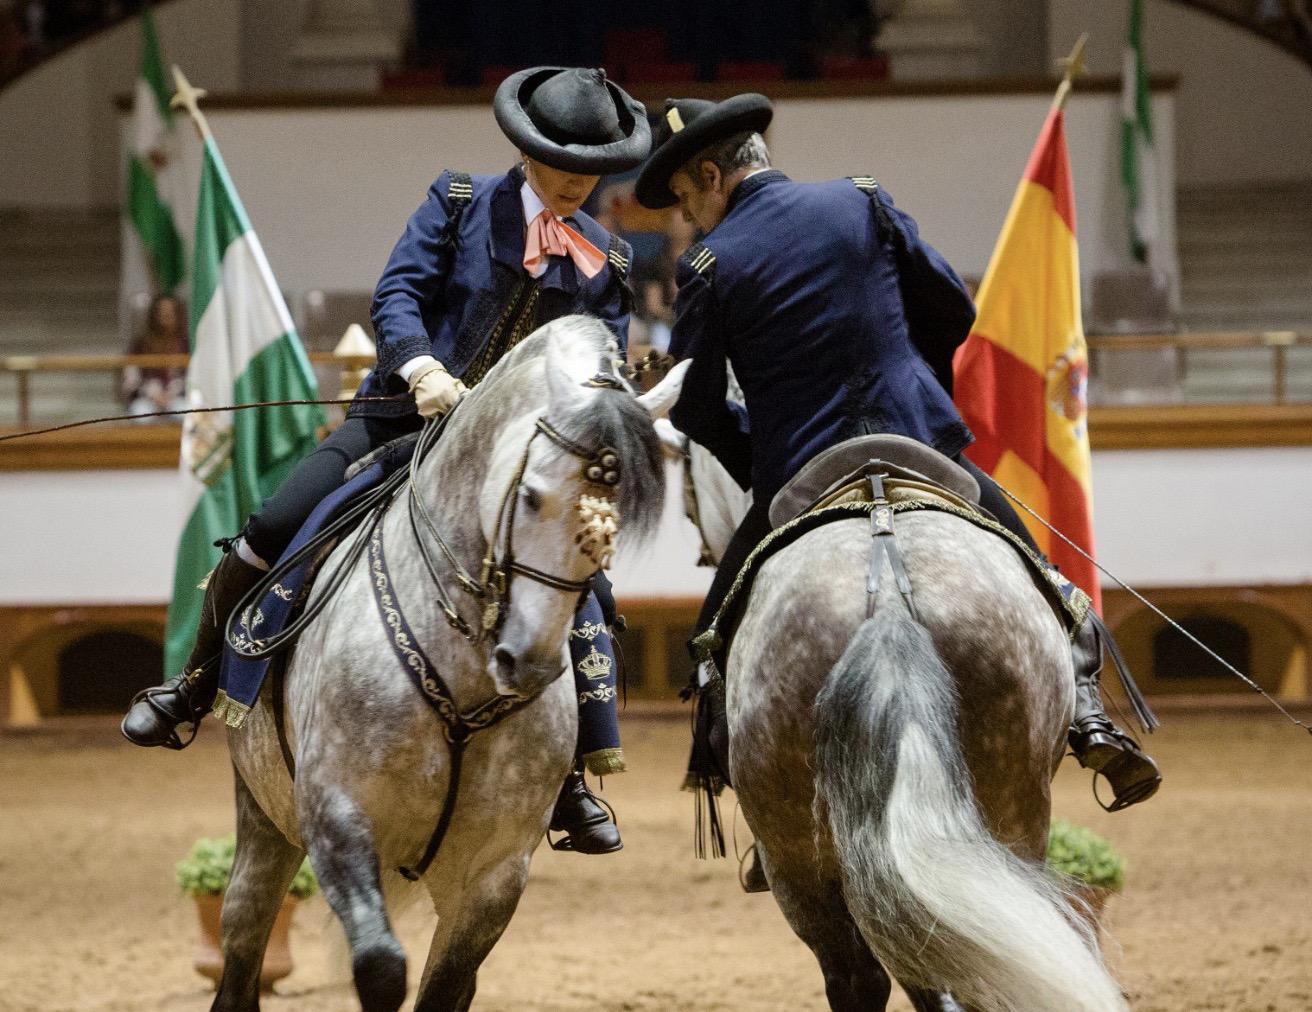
[{"x1": 408, "y1": 361, "x2": 466, "y2": 419}]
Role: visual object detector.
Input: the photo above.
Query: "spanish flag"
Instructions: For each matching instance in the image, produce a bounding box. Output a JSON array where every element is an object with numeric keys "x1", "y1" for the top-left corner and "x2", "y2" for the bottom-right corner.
[{"x1": 953, "y1": 106, "x2": 1100, "y2": 610}]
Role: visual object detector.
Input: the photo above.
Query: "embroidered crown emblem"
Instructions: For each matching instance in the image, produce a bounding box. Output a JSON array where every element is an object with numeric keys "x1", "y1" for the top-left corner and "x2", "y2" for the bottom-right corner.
[{"x1": 578, "y1": 645, "x2": 613, "y2": 681}]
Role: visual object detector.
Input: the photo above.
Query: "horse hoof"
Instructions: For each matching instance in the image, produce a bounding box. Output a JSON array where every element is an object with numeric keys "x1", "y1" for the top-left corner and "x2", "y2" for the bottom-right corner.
[{"x1": 352, "y1": 940, "x2": 407, "y2": 1012}]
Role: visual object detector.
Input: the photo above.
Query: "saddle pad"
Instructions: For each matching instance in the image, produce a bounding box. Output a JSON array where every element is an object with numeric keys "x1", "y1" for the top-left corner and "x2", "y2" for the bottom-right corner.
[
  {"x1": 692, "y1": 496, "x2": 1090, "y2": 687},
  {"x1": 768, "y1": 433, "x2": 980, "y2": 529},
  {"x1": 213, "y1": 437, "x2": 418, "y2": 728}
]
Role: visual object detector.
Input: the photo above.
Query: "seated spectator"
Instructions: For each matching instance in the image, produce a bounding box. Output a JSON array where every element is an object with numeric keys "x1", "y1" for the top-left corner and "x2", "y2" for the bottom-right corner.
[{"x1": 122, "y1": 293, "x2": 187, "y2": 421}]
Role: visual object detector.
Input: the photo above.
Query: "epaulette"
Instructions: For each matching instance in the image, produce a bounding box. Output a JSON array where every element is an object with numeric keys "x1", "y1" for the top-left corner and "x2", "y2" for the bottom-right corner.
[
  {"x1": 681, "y1": 242, "x2": 717, "y2": 279},
  {"x1": 436, "y1": 171, "x2": 473, "y2": 253},
  {"x1": 445, "y1": 170, "x2": 473, "y2": 209},
  {"x1": 849, "y1": 175, "x2": 898, "y2": 244},
  {"x1": 606, "y1": 234, "x2": 631, "y2": 280}
]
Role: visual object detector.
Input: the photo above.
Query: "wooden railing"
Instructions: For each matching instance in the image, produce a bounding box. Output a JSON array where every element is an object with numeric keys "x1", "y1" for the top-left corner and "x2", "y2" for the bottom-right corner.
[{"x1": 1087, "y1": 330, "x2": 1312, "y2": 405}]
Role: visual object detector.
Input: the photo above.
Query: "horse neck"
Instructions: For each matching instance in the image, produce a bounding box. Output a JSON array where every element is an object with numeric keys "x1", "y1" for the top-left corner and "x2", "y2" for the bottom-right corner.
[{"x1": 408, "y1": 368, "x2": 548, "y2": 589}]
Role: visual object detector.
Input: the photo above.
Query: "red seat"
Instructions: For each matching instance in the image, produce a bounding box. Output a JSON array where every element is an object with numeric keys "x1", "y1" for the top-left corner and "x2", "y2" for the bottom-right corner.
[
  {"x1": 479, "y1": 65, "x2": 517, "y2": 87},
  {"x1": 380, "y1": 66, "x2": 446, "y2": 91},
  {"x1": 821, "y1": 55, "x2": 890, "y2": 80}
]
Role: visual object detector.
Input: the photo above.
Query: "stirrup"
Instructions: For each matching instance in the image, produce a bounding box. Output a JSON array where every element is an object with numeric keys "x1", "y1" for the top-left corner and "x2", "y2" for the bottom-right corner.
[
  {"x1": 1070, "y1": 723, "x2": 1162, "y2": 813},
  {"x1": 547, "y1": 792, "x2": 620, "y2": 853},
  {"x1": 121, "y1": 662, "x2": 215, "y2": 752}
]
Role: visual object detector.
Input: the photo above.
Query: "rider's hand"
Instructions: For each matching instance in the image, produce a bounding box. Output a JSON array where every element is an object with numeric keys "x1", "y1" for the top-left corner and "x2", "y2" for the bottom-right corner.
[{"x1": 408, "y1": 361, "x2": 466, "y2": 419}]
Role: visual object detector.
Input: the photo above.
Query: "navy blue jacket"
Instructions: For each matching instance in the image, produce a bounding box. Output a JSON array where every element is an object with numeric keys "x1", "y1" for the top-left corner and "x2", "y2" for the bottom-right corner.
[
  {"x1": 353, "y1": 165, "x2": 632, "y2": 417},
  {"x1": 668, "y1": 170, "x2": 975, "y2": 501}
]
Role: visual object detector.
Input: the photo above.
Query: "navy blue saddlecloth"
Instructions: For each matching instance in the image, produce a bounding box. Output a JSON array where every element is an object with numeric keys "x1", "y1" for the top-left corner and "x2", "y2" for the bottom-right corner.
[{"x1": 216, "y1": 442, "x2": 416, "y2": 725}]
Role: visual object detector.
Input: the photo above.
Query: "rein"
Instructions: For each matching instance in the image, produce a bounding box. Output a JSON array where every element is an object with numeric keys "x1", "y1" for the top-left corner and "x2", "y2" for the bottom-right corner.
[{"x1": 0, "y1": 395, "x2": 408, "y2": 443}]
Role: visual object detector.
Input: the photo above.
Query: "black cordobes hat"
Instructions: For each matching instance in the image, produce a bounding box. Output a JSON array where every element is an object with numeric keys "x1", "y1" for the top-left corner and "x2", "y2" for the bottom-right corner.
[
  {"x1": 634, "y1": 93, "x2": 774, "y2": 209},
  {"x1": 494, "y1": 67, "x2": 651, "y2": 175}
]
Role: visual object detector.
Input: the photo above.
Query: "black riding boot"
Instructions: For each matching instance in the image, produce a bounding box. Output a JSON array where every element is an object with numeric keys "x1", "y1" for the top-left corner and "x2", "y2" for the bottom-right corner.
[
  {"x1": 1068, "y1": 615, "x2": 1162, "y2": 811},
  {"x1": 549, "y1": 765, "x2": 622, "y2": 854},
  {"x1": 121, "y1": 550, "x2": 266, "y2": 750}
]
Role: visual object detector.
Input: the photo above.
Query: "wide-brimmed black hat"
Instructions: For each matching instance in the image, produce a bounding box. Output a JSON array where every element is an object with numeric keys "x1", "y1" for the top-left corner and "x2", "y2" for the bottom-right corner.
[
  {"x1": 634, "y1": 94, "x2": 774, "y2": 209},
  {"x1": 494, "y1": 67, "x2": 651, "y2": 175}
]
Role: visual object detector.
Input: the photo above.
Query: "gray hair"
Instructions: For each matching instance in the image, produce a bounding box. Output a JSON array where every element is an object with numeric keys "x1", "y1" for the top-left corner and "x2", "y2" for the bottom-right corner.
[{"x1": 681, "y1": 131, "x2": 771, "y2": 188}]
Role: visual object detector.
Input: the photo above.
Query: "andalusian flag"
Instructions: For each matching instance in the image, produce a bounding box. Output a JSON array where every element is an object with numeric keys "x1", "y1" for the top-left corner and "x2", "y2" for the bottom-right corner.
[
  {"x1": 163, "y1": 136, "x2": 325, "y2": 674},
  {"x1": 953, "y1": 105, "x2": 1100, "y2": 609},
  {"x1": 1122, "y1": 0, "x2": 1160, "y2": 266},
  {"x1": 126, "y1": 5, "x2": 184, "y2": 292}
]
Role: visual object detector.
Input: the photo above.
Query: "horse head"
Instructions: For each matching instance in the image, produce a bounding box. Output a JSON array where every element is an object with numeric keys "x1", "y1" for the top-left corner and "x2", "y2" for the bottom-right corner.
[{"x1": 460, "y1": 317, "x2": 687, "y2": 698}]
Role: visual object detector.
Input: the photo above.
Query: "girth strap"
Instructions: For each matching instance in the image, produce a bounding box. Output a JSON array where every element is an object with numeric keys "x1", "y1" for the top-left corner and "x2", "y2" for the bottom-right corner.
[
  {"x1": 367, "y1": 523, "x2": 537, "y2": 880},
  {"x1": 866, "y1": 473, "x2": 919, "y2": 620}
]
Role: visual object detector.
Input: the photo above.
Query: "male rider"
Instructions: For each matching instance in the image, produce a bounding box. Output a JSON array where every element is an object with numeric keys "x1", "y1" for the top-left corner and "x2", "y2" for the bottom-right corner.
[{"x1": 634, "y1": 94, "x2": 1161, "y2": 833}]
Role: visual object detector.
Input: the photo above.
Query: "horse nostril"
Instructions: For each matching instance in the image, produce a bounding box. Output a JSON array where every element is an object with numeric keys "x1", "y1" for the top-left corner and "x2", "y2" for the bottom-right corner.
[{"x1": 494, "y1": 646, "x2": 516, "y2": 682}]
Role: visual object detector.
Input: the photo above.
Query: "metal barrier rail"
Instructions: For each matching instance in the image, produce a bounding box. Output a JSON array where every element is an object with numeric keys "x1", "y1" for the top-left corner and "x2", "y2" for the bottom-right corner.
[{"x1": 0, "y1": 352, "x2": 376, "y2": 428}]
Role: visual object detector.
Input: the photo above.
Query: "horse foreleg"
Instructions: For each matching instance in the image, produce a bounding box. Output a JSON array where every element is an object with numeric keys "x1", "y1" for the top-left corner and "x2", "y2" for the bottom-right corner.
[
  {"x1": 212, "y1": 766, "x2": 304, "y2": 1012},
  {"x1": 412, "y1": 856, "x2": 531, "y2": 1012},
  {"x1": 300, "y1": 784, "x2": 407, "y2": 1012}
]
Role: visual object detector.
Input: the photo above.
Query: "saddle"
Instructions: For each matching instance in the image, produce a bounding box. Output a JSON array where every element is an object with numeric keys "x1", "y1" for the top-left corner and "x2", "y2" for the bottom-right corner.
[
  {"x1": 768, "y1": 433, "x2": 981, "y2": 528},
  {"x1": 213, "y1": 433, "x2": 420, "y2": 728},
  {"x1": 693, "y1": 435, "x2": 1089, "y2": 683}
]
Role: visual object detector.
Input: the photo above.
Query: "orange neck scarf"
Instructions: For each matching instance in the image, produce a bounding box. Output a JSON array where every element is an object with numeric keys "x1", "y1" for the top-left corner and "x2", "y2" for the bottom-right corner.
[{"x1": 523, "y1": 209, "x2": 606, "y2": 279}]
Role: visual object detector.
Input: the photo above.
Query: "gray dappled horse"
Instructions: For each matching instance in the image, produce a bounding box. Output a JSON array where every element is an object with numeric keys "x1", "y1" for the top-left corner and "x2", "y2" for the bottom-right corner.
[
  {"x1": 667, "y1": 436, "x2": 1126, "y2": 1011},
  {"x1": 216, "y1": 317, "x2": 681, "y2": 1012}
]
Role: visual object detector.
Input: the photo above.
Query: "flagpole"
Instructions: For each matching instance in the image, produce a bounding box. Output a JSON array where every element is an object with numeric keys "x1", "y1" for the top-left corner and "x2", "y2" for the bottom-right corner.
[
  {"x1": 169, "y1": 65, "x2": 213, "y2": 143},
  {"x1": 1050, "y1": 33, "x2": 1089, "y2": 114}
]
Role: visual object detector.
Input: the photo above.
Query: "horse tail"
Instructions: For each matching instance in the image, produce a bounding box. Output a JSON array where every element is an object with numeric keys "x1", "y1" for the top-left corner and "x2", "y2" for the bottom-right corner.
[{"x1": 813, "y1": 603, "x2": 1126, "y2": 1012}]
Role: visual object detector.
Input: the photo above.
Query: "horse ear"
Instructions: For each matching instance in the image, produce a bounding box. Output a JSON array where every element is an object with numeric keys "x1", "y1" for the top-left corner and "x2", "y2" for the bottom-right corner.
[
  {"x1": 636, "y1": 358, "x2": 691, "y2": 419},
  {"x1": 544, "y1": 328, "x2": 591, "y2": 413}
]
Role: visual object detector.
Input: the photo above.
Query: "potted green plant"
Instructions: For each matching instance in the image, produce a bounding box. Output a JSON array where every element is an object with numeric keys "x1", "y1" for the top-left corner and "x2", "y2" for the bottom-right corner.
[
  {"x1": 1046, "y1": 819, "x2": 1126, "y2": 934},
  {"x1": 175, "y1": 834, "x2": 318, "y2": 990}
]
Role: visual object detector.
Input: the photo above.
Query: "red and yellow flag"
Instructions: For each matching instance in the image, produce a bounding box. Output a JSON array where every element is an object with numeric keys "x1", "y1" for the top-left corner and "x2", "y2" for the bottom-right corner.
[{"x1": 953, "y1": 106, "x2": 1100, "y2": 609}]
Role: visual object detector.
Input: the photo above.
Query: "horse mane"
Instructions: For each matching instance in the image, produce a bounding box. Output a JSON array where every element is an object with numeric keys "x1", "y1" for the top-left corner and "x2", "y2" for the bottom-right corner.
[{"x1": 451, "y1": 315, "x2": 666, "y2": 541}]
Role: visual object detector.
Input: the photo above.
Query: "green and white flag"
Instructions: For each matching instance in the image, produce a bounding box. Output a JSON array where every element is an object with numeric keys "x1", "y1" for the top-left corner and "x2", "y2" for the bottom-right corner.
[
  {"x1": 163, "y1": 136, "x2": 325, "y2": 675},
  {"x1": 126, "y1": 5, "x2": 184, "y2": 292},
  {"x1": 1121, "y1": 0, "x2": 1160, "y2": 266}
]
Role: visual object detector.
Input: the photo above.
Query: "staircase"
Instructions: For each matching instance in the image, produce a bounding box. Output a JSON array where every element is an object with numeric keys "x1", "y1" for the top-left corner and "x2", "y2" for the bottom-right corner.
[
  {"x1": 1174, "y1": 180, "x2": 1312, "y2": 402},
  {"x1": 1168, "y1": 0, "x2": 1312, "y2": 73},
  {"x1": 0, "y1": 207, "x2": 123, "y2": 423}
]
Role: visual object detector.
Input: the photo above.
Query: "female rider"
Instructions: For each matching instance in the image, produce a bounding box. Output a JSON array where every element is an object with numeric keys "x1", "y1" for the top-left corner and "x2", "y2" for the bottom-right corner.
[{"x1": 123, "y1": 67, "x2": 651, "y2": 854}]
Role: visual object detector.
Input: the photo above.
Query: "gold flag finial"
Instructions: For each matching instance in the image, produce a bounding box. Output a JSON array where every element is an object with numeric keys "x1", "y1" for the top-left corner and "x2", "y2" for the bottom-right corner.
[
  {"x1": 1050, "y1": 33, "x2": 1089, "y2": 114},
  {"x1": 169, "y1": 65, "x2": 212, "y2": 142}
]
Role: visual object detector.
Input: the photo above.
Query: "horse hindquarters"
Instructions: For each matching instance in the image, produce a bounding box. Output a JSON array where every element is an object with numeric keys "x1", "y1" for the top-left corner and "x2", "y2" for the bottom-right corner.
[{"x1": 813, "y1": 605, "x2": 1126, "y2": 1012}]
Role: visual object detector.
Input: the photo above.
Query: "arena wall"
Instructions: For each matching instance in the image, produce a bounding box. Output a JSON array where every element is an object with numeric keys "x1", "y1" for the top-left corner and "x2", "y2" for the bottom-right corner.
[
  {"x1": 112, "y1": 84, "x2": 1177, "y2": 300},
  {"x1": 1, "y1": 444, "x2": 1308, "y2": 606},
  {"x1": 1049, "y1": 0, "x2": 1312, "y2": 185},
  {"x1": 0, "y1": 0, "x2": 242, "y2": 209}
]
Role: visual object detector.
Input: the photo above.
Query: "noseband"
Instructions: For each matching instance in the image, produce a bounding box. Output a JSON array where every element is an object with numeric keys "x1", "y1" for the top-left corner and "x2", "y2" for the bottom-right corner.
[{"x1": 407, "y1": 409, "x2": 622, "y2": 643}]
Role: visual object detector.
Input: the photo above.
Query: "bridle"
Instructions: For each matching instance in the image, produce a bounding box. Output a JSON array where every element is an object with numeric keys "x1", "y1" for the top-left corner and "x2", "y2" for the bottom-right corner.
[{"x1": 406, "y1": 398, "x2": 623, "y2": 644}]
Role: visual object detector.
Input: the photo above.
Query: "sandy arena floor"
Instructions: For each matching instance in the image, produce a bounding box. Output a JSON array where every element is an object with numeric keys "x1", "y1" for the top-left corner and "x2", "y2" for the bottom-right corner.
[{"x1": 1, "y1": 709, "x2": 1310, "y2": 1012}]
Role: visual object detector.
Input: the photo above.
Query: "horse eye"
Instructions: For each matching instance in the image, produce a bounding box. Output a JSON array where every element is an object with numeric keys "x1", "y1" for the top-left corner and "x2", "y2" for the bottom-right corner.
[{"x1": 520, "y1": 485, "x2": 542, "y2": 511}]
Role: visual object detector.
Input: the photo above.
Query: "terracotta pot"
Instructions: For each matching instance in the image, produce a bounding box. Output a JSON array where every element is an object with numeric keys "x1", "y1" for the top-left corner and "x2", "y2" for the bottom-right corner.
[{"x1": 193, "y1": 893, "x2": 297, "y2": 991}]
